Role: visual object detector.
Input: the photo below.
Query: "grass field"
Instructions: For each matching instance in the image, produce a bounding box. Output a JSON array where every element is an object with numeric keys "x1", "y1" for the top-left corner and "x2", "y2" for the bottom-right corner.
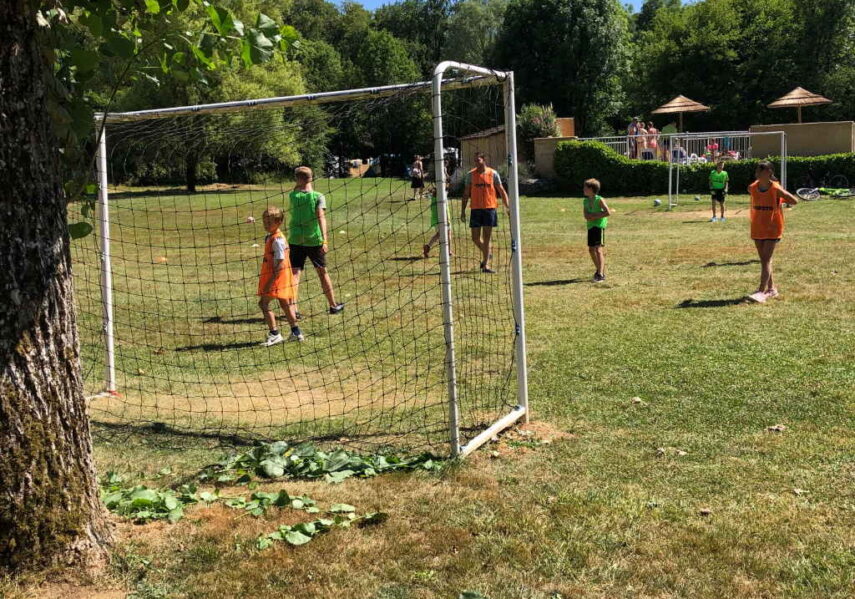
[{"x1": 8, "y1": 188, "x2": 854, "y2": 598}]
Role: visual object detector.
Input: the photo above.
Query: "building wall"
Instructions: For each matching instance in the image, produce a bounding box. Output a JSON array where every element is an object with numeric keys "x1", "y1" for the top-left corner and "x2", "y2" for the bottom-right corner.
[
  {"x1": 533, "y1": 136, "x2": 576, "y2": 178},
  {"x1": 460, "y1": 132, "x2": 507, "y2": 174},
  {"x1": 556, "y1": 118, "x2": 576, "y2": 138},
  {"x1": 749, "y1": 121, "x2": 855, "y2": 157}
]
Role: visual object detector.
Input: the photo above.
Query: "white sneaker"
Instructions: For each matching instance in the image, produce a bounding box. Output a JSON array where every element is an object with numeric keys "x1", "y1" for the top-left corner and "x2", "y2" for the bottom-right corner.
[
  {"x1": 746, "y1": 291, "x2": 767, "y2": 303},
  {"x1": 765, "y1": 288, "x2": 779, "y2": 300},
  {"x1": 710, "y1": 217, "x2": 718, "y2": 222},
  {"x1": 262, "y1": 332, "x2": 284, "y2": 346},
  {"x1": 720, "y1": 217, "x2": 726, "y2": 222},
  {"x1": 288, "y1": 331, "x2": 305, "y2": 342}
]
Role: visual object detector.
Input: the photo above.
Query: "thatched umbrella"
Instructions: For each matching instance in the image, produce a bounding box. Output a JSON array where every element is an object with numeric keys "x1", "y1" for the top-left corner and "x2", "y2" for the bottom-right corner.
[
  {"x1": 768, "y1": 87, "x2": 832, "y2": 123},
  {"x1": 651, "y1": 95, "x2": 710, "y2": 132}
]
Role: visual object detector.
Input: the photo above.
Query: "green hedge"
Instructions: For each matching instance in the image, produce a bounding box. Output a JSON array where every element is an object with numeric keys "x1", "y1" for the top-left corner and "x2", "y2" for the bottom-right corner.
[{"x1": 553, "y1": 140, "x2": 855, "y2": 196}]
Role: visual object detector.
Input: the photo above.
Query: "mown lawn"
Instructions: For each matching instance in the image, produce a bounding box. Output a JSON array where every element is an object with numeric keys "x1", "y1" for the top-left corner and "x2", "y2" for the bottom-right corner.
[{"x1": 6, "y1": 191, "x2": 854, "y2": 599}]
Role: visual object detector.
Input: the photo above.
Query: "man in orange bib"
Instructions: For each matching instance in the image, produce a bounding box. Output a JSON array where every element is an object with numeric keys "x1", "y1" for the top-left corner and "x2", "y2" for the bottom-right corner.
[
  {"x1": 460, "y1": 152, "x2": 510, "y2": 273},
  {"x1": 746, "y1": 161, "x2": 798, "y2": 303},
  {"x1": 258, "y1": 206, "x2": 303, "y2": 345}
]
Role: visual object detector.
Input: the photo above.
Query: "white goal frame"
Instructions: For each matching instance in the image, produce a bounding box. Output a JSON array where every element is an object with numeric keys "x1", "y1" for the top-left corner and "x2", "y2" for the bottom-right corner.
[
  {"x1": 667, "y1": 131, "x2": 788, "y2": 209},
  {"x1": 91, "y1": 63, "x2": 529, "y2": 458}
]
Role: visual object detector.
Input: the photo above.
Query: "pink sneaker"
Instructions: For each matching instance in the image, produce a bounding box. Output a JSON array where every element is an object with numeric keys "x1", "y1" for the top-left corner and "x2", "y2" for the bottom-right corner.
[{"x1": 746, "y1": 291, "x2": 767, "y2": 303}]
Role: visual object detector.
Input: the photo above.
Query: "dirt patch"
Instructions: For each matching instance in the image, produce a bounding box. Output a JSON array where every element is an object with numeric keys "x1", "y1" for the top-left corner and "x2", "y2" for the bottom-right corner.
[
  {"x1": 485, "y1": 420, "x2": 575, "y2": 458},
  {"x1": 15, "y1": 583, "x2": 125, "y2": 599}
]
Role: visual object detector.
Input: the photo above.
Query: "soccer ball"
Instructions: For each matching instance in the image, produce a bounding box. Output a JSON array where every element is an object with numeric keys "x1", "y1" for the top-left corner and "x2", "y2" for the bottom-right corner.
[
  {"x1": 694, "y1": 195, "x2": 701, "y2": 202},
  {"x1": 653, "y1": 199, "x2": 662, "y2": 207},
  {"x1": 245, "y1": 216, "x2": 256, "y2": 223}
]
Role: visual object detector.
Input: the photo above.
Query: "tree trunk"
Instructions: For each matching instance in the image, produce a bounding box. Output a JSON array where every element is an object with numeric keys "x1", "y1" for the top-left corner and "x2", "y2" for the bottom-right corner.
[
  {"x1": 185, "y1": 151, "x2": 198, "y2": 193},
  {"x1": 0, "y1": 0, "x2": 112, "y2": 573}
]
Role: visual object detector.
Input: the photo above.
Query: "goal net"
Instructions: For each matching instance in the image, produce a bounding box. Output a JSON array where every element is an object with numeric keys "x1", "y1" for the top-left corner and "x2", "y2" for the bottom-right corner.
[
  {"x1": 666, "y1": 131, "x2": 788, "y2": 208},
  {"x1": 70, "y1": 63, "x2": 528, "y2": 456}
]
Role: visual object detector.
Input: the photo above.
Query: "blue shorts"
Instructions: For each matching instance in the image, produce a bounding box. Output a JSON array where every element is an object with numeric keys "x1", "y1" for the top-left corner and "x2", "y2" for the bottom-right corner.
[{"x1": 469, "y1": 208, "x2": 498, "y2": 229}]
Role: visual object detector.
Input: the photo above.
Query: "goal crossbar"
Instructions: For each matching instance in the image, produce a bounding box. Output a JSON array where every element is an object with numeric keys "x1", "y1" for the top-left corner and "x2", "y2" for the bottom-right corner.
[{"x1": 99, "y1": 71, "x2": 508, "y2": 123}]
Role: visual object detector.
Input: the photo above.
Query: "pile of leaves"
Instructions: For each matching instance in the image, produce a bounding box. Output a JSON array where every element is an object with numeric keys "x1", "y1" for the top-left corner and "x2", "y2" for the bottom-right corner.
[
  {"x1": 200, "y1": 441, "x2": 442, "y2": 485},
  {"x1": 256, "y1": 507, "x2": 388, "y2": 549},
  {"x1": 101, "y1": 472, "x2": 200, "y2": 523}
]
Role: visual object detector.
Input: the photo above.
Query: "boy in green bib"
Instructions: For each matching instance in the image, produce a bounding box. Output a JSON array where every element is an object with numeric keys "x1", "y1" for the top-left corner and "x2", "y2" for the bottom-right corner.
[
  {"x1": 583, "y1": 178, "x2": 612, "y2": 282},
  {"x1": 709, "y1": 161, "x2": 729, "y2": 222},
  {"x1": 423, "y1": 185, "x2": 453, "y2": 258},
  {"x1": 288, "y1": 166, "x2": 344, "y2": 316}
]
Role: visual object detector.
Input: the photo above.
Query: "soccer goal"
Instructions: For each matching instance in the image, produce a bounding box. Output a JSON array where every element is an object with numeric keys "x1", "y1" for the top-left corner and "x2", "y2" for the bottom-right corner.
[
  {"x1": 666, "y1": 131, "x2": 788, "y2": 209},
  {"x1": 71, "y1": 62, "x2": 528, "y2": 458}
]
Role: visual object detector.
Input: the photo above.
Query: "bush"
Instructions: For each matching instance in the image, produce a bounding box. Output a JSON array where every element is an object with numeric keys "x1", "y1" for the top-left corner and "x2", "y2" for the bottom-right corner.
[
  {"x1": 554, "y1": 140, "x2": 855, "y2": 196},
  {"x1": 517, "y1": 104, "x2": 560, "y2": 161}
]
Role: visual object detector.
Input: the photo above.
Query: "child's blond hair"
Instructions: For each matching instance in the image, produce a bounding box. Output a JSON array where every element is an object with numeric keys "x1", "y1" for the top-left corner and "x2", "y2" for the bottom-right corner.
[
  {"x1": 584, "y1": 178, "x2": 601, "y2": 194},
  {"x1": 295, "y1": 166, "x2": 313, "y2": 182},
  {"x1": 263, "y1": 206, "x2": 284, "y2": 223}
]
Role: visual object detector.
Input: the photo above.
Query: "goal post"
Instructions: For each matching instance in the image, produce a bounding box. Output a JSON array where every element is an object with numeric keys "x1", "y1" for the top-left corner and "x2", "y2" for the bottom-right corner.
[
  {"x1": 667, "y1": 131, "x2": 788, "y2": 209},
  {"x1": 79, "y1": 64, "x2": 529, "y2": 458}
]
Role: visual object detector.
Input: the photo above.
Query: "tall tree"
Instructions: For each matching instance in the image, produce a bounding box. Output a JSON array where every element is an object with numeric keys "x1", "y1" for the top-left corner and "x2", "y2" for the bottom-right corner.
[
  {"x1": 1, "y1": 0, "x2": 112, "y2": 571},
  {"x1": 443, "y1": 0, "x2": 508, "y2": 66},
  {"x1": 494, "y1": 0, "x2": 632, "y2": 135},
  {"x1": 1, "y1": 0, "x2": 287, "y2": 573},
  {"x1": 373, "y1": 0, "x2": 453, "y2": 76}
]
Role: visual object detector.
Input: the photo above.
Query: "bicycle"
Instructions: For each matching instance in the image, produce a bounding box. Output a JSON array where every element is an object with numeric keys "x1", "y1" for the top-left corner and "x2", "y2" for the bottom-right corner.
[
  {"x1": 795, "y1": 171, "x2": 851, "y2": 201},
  {"x1": 795, "y1": 186, "x2": 855, "y2": 201}
]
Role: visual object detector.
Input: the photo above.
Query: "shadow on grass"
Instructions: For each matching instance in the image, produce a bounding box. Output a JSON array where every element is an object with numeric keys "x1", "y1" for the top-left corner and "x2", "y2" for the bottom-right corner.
[
  {"x1": 702, "y1": 260, "x2": 760, "y2": 268},
  {"x1": 175, "y1": 340, "x2": 258, "y2": 352},
  {"x1": 526, "y1": 278, "x2": 587, "y2": 287},
  {"x1": 202, "y1": 315, "x2": 264, "y2": 325},
  {"x1": 677, "y1": 298, "x2": 746, "y2": 309},
  {"x1": 388, "y1": 256, "x2": 423, "y2": 262}
]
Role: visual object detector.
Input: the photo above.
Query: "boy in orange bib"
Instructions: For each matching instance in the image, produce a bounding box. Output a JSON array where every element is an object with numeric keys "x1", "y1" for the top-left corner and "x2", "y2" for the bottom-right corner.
[
  {"x1": 258, "y1": 206, "x2": 303, "y2": 345},
  {"x1": 746, "y1": 161, "x2": 798, "y2": 303}
]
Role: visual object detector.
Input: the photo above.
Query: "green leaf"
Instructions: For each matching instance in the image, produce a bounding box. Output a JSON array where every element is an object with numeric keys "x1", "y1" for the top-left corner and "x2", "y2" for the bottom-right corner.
[
  {"x1": 79, "y1": 12, "x2": 103, "y2": 37},
  {"x1": 284, "y1": 530, "x2": 312, "y2": 546},
  {"x1": 68, "y1": 222, "x2": 94, "y2": 239},
  {"x1": 163, "y1": 495, "x2": 179, "y2": 511},
  {"x1": 256, "y1": 536, "x2": 273, "y2": 550},
  {"x1": 329, "y1": 503, "x2": 356, "y2": 514},
  {"x1": 259, "y1": 459, "x2": 284, "y2": 478},
  {"x1": 106, "y1": 35, "x2": 136, "y2": 59},
  {"x1": 255, "y1": 13, "x2": 278, "y2": 38},
  {"x1": 206, "y1": 5, "x2": 235, "y2": 36},
  {"x1": 69, "y1": 49, "x2": 99, "y2": 73},
  {"x1": 190, "y1": 45, "x2": 215, "y2": 69},
  {"x1": 167, "y1": 507, "x2": 184, "y2": 523},
  {"x1": 129, "y1": 488, "x2": 160, "y2": 507},
  {"x1": 245, "y1": 29, "x2": 274, "y2": 64},
  {"x1": 358, "y1": 512, "x2": 389, "y2": 527},
  {"x1": 144, "y1": 0, "x2": 161, "y2": 14}
]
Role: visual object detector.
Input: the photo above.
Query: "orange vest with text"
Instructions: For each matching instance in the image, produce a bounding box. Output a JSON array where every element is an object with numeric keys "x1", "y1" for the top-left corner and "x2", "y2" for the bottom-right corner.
[
  {"x1": 257, "y1": 230, "x2": 295, "y2": 300},
  {"x1": 748, "y1": 180, "x2": 786, "y2": 240},
  {"x1": 468, "y1": 167, "x2": 498, "y2": 210}
]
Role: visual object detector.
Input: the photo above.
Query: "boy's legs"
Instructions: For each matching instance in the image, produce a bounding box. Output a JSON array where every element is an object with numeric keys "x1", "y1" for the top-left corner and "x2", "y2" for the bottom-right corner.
[
  {"x1": 588, "y1": 247, "x2": 599, "y2": 272},
  {"x1": 754, "y1": 239, "x2": 777, "y2": 293},
  {"x1": 480, "y1": 226, "x2": 493, "y2": 268},
  {"x1": 718, "y1": 195, "x2": 726, "y2": 219},
  {"x1": 470, "y1": 226, "x2": 484, "y2": 257},
  {"x1": 278, "y1": 298, "x2": 298, "y2": 328},
  {"x1": 291, "y1": 267, "x2": 303, "y2": 313},
  {"x1": 259, "y1": 297, "x2": 277, "y2": 332},
  {"x1": 314, "y1": 265, "x2": 340, "y2": 309},
  {"x1": 597, "y1": 246, "x2": 606, "y2": 276},
  {"x1": 710, "y1": 196, "x2": 717, "y2": 219}
]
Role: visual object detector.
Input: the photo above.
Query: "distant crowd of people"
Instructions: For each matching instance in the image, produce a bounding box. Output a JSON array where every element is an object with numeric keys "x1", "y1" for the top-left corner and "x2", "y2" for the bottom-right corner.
[{"x1": 626, "y1": 117, "x2": 661, "y2": 159}]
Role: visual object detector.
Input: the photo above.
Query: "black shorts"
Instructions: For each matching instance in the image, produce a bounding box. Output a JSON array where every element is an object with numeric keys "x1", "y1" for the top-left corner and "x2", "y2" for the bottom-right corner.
[
  {"x1": 711, "y1": 189, "x2": 726, "y2": 202},
  {"x1": 469, "y1": 208, "x2": 498, "y2": 229},
  {"x1": 411, "y1": 177, "x2": 424, "y2": 189},
  {"x1": 587, "y1": 226, "x2": 605, "y2": 247},
  {"x1": 289, "y1": 244, "x2": 326, "y2": 269}
]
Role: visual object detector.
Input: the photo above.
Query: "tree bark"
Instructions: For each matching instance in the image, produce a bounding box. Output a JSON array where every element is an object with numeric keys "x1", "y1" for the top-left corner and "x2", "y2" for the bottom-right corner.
[
  {"x1": 0, "y1": 0, "x2": 112, "y2": 573},
  {"x1": 185, "y1": 151, "x2": 198, "y2": 193}
]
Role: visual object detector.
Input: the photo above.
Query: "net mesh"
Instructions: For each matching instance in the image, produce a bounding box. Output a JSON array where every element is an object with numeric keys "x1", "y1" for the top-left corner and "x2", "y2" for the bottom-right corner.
[{"x1": 70, "y1": 75, "x2": 519, "y2": 453}]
